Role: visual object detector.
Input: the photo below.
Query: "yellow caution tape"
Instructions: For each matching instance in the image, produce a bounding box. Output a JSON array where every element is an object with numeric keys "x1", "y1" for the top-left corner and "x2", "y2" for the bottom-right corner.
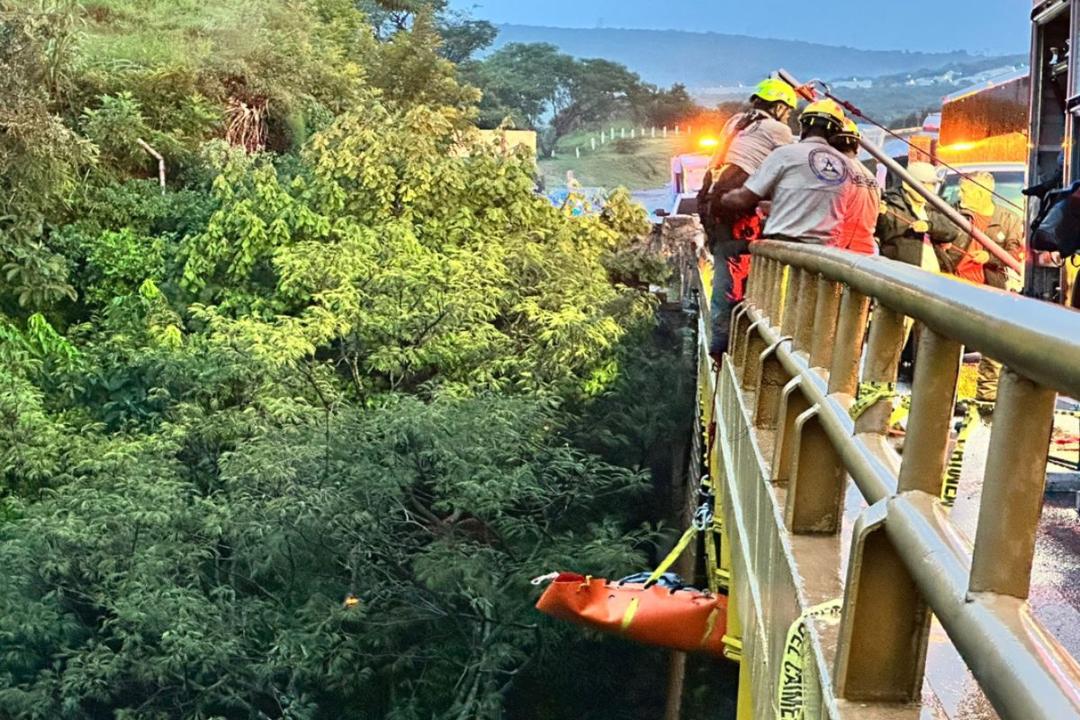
[
  {"x1": 888, "y1": 394, "x2": 912, "y2": 428},
  {"x1": 777, "y1": 599, "x2": 844, "y2": 719},
  {"x1": 941, "y1": 404, "x2": 980, "y2": 508},
  {"x1": 849, "y1": 382, "x2": 898, "y2": 421}
]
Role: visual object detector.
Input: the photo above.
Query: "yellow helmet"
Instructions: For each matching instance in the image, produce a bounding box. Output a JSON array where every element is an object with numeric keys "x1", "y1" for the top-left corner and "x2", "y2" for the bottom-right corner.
[
  {"x1": 959, "y1": 171, "x2": 996, "y2": 217},
  {"x1": 752, "y1": 78, "x2": 798, "y2": 109},
  {"x1": 800, "y1": 99, "x2": 846, "y2": 128},
  {"x1": 836, "y1": 119, "x2": 861, "y2": 140}
]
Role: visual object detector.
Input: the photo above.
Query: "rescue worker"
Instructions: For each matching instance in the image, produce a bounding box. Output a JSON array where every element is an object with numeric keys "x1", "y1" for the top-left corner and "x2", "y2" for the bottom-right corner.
[
  {"x1": 719, "y1": 99, "x2": 851, "y2": 244},
  {"x1": 876, "y1": 162, "x2": 954, "y2": 270},
  {"x1": 828, "y1": 119, "x2": 880, "y2": 255},
  {"x1": 941, "y1": 172, "x2": 1024, "y2": 289},
  {"x1": 698, "y1": 77, "x2": 798, "y2": 360},
  {"x1": 935, "y1": 172, "x2": 1024, "y2": 408}
]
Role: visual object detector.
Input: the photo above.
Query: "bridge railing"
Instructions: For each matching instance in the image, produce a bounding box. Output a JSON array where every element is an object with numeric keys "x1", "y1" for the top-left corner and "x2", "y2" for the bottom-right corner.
[{"x1": 713, "y1": 239, "x2": 1080, "y2": 719}]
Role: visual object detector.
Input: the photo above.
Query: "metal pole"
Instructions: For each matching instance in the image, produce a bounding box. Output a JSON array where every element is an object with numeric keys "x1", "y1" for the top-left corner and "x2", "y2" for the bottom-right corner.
[{"x1": 776, "y1": 69, "x2": 1023, "y2": 274}]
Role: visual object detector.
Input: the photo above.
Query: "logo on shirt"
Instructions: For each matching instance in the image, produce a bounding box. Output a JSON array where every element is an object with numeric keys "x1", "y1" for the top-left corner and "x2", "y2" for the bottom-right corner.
[{"x1": 808, "y1": 149, "x2": 848, "y2": 185}]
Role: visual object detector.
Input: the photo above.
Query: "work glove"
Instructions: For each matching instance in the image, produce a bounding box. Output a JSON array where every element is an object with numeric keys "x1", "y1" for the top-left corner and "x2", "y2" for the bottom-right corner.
[{"x1": 910, "y1": 220, "x2": 930, "y2": 234}]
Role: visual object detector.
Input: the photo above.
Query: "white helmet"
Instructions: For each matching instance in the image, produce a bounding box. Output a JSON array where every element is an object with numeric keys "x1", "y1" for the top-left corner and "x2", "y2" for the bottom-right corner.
[{"x1": 907, "y1": 162, "x2": 940, "y2": 185}]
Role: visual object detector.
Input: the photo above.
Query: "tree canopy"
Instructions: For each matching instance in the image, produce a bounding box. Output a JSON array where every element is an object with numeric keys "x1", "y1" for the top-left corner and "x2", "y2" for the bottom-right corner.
[
  {"x1": 466, "y1": 42, "x2": 704, "y2": 155},
  {"x1": 0, "y1": 2, "x2": 697, "y2": 718}
]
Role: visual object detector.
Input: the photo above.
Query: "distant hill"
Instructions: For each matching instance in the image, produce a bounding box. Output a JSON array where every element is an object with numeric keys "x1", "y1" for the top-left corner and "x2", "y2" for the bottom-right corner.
[{"x1": 491, "y1": 24, "x2": 1007, "y2": 89}]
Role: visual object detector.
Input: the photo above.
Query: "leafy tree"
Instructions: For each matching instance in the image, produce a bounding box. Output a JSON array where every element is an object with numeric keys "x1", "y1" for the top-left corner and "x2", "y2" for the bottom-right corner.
[
  {"x1": 366, "y1": 10, "x2": 480, "y2": 112},
  {"x1": 468, "y1": 43, "x2": 575, "y2": 132},
  {"x1": 643, "y1": 83, "x2": 701, "y2": 128},
  {"x1": 0, "y1": 396, "x2": 654, "y2": 719},
  {"x1": 0, "y1": 2, "x2": 687, "y2": 718},
  {"x1": 549, "y1": 58, "x2": 644, "y2": 146},
  {"x1": 438, "y1": 13, "x2": 498, "y2": 65},
  {"x1": 468, "y1": 44, "x2": 661, "y2": 156},
  {"x1": 0, "y1": 1, "x2": 94, "y2": 310},
  {"x1": 358, "y1": 0, "x2": 497, "y2": 64},
  {"x1": 178, "y1": 102, "x2": 653, "y2": 396}
]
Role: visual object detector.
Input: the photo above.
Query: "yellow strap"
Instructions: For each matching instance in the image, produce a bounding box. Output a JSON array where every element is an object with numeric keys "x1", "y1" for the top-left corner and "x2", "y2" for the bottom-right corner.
[
  {"x1": 849, "y1": 381, "x2": 898, "y2": 421},
  {"x1": 620, "y1": 597, "x2": 641, "y2": 631},
  {"x1": 700, "y1": 607, "x2": 723, "y2": 647},
  {"x1": 646, "y1": 527, "x2": 698, "y2": 586},
  {"x1": 704, "y1": 521, "x2": 720, "y2": 594}
]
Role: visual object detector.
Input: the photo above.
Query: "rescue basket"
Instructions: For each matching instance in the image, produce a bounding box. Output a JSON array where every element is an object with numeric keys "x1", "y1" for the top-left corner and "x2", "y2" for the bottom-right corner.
[{"x1": 533, "y1": 526, "x2": 728, "y2": 656}]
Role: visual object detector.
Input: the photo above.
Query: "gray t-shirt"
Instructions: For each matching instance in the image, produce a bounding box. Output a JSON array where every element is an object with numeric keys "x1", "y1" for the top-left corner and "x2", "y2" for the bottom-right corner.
[
  {"x1": 715, "y1": 111, "x2": 794, "y2": 176},
  {"x1": 744, "y1": 137, "x2": 850, "y2": 244}
]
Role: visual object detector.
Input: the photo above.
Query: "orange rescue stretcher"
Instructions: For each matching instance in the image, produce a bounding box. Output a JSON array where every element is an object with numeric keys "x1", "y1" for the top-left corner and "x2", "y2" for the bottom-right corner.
[{"x1": 533, "y1": 526, "x2": 728, "y2": 656}]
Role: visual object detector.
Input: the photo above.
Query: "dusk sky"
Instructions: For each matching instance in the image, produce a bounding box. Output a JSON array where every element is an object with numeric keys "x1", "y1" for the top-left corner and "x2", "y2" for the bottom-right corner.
[{"x1": 449, "y1": 0, "x2": 1031, "y2": 55}]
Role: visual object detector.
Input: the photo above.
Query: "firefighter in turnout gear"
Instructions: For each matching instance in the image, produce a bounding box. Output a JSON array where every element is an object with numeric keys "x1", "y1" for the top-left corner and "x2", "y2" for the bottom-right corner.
[
  {"x1": 699, "y1": 77, "x2": 798, "y2": 360},
  {"x1": 934, "y1": 172, "x2": 1025, "y2": 406},
  {"x1": 876, "y1": 162, "x2": 955, "y2": 271}
]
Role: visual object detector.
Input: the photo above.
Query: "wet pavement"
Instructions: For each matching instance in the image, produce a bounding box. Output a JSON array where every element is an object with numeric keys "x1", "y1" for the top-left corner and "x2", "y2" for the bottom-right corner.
[{"x1": 916, "y1": 405, "x2": 1080, "y2": 718}]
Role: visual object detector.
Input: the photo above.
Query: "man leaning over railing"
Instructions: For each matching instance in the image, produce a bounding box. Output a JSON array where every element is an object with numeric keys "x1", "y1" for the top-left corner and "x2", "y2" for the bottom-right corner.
[{"x1": 719, "y1": 100, "x2": 852, "y2": 250}]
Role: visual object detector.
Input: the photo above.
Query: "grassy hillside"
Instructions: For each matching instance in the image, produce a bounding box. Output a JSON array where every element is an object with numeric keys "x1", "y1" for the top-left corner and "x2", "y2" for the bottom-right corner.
[{"x1": 539, "y1": 127, "x2": 708, "y2": 190}]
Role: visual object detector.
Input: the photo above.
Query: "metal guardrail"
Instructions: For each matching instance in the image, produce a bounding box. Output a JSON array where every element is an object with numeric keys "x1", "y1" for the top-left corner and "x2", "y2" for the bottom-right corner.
[{"x1": 712, "y1": 240, "x2": 1080, "y2": 718}]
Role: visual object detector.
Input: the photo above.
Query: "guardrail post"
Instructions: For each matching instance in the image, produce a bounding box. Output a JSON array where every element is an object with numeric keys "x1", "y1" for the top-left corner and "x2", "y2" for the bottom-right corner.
[
  {"x1": 785, "y1": 405, "x2": 845, "y2": 533},
  {"x1": 753, "y1": 264, "x2": 794, "y2": 428},
  {"x1": 731, "y1": 258, "x2": 770, "y2": 365},
  {"x1": 736, "y1": 319, "x2": 765, "y2": 383},
  {"x1": 809, "y1": 278, "x2": 841, "y2": 371},
  {"x1": 746, "y1": 257, "x2": 764, "y2": 307},
  {"x1": 835, "y1": 502, "x2": 930, "y2": 702},
  {"x1": 771, "y1": 377, "x2": 808, "y2": 484},
  {"x1": 898, "y1": 330, "x2": 962, "y2": 495},
  {"x1": 854, "y1": 303, "x2": 906, "y2": 435},
  {"x1": 827, "y1": 287, "x2": 869, "y2": 397},
  {"x1": 753, "y1": 341, "x2": 789, "y2": 430},
  {"x1": 764, "y1": 259, "x2": 782, "y2": 321},
  {"x1": 969, "y1": 368, "x2": 1057, "y2": 599},
  {"x1": 730, "y1": 304, "x2": 752, "y2": 363},
  {"x1": 741, "y1": 261, "x2": 781, "y2": 391},
  {"x1": 793, "y1": 269, "x2": 818, "y2": 355},
  {"x1": 780, "y1": 266, "x2": 802, "y2": 340}
]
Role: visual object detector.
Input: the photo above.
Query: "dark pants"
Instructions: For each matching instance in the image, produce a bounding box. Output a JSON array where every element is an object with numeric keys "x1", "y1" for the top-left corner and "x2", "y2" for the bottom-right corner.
[
  {"x1": 976, "y1": 269, "x2": 1009, "y2": 403},
  {"x1": 709, "y1": 222, "x2": 749, "y2": 357},
  {"x1": 703, "y1": 165, "x2": 752, "y2": 358}
]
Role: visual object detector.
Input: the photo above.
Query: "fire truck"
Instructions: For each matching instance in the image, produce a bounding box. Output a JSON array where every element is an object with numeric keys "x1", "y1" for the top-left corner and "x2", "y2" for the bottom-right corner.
[{"x1": 1030, "y1": 0, "x2": 1080, "y2": 306}]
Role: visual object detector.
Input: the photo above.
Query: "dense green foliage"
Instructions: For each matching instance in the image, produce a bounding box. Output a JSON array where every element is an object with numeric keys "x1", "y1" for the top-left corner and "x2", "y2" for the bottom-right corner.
[{"x1": 0, "y1": 2, "x2": 694, "y2": 718}]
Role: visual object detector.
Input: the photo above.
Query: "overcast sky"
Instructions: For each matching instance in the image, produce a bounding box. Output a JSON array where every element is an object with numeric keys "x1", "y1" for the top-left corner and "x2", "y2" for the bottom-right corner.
[{"x1": 450, "y1": 0, "x2": 1031, "y2": 55}]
